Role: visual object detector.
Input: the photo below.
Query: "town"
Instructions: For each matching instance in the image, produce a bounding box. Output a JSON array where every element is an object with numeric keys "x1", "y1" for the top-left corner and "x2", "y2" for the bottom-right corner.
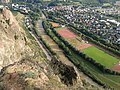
[
  {"x1": 45, "y1": 5, "x2": 120, "y2": 46},
  {"x1": 0, "y1": 0, "x2": 120, "y2": 90}
]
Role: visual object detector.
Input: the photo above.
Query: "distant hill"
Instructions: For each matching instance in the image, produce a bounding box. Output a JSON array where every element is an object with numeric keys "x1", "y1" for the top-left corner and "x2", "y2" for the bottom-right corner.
[
  {"x1": 48, "y1": 0, "x2": 120, "y2": 6},
  {"x1": 77, "y1": 0, "x2": 120, "y2": 4},
  {"x1": 11, "y1": 0, "x2": 120, "y2": 5}
]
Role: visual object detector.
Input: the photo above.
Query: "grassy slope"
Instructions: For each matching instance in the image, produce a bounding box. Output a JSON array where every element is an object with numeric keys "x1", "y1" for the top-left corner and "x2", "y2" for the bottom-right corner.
[
  {"x1": 13, "y1": 12, "x2": 46, "y2": 61},
  {"x1": 83, "y1": 46, "x2": 120, "y2": 68}
]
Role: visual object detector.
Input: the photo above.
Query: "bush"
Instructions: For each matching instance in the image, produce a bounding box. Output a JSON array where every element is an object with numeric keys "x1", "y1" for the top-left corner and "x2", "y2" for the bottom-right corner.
[{"x1": 19, "y1": 71, "x2": 36, "y2": 79}]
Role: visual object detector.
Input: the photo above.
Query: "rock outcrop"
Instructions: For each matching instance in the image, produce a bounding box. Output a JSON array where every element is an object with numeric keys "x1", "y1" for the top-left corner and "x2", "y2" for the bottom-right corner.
[
  {"x1": 0, "y1": 59, "x2": 101, "y2": 90},
  {"x1": 0, "y1": 7, "x2": 32, "y2": 70}
]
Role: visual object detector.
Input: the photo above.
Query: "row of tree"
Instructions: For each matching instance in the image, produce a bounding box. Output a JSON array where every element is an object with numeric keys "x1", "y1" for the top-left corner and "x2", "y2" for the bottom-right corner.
[
  {"x1": 69, "y1": 24, "x2": 120, "y2": 56},
  {"x1": 42, "y1": 20, "x2": 113, "y2": 89},
  {"x1": 33, "y1": 21, "x2": 78, "y2": 86},
  {"x1": 43, "y1": 20, "x2": 120, "y2": 75},
  {"x1": 42, "y1": 21, "x2": 71, "y2": 55},
  {"x1": 46, "y1": 13, "x2": 120, "y2": 56},
  {"x1": 46, "y1": 20, "x2": 120, "y2": 76},
  {"x1": 54, "y1": 26, "x2": 120, "y2": 75}
]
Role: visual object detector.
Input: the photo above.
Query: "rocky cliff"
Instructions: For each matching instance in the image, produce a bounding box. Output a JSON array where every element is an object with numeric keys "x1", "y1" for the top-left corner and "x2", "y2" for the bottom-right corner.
[{"x1": 0, "y1": 7, "x2": 32, "y2": 70}]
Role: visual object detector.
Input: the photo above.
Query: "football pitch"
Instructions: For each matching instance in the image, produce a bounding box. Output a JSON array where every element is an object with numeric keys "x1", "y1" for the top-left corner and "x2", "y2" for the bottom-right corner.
[{"x1": 83, "y1": 46, "x2": 120, "y2": 68}]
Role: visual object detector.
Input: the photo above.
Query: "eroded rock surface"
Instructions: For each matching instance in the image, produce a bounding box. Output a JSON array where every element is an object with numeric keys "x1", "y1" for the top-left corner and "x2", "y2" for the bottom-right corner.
[
  {"x1": 0, "y1": 8, "x2": 32, "y2": 70},
  {"x1": 0, "y1": 59, "x2": 102, "y2": 90}
]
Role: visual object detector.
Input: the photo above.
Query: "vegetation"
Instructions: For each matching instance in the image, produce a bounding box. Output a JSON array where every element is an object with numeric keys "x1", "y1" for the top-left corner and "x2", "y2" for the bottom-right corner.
[
  {"x1": 55, "y1": 26, "x2": 120, "y2": 68},
  {"x1": 19, "y1": 71, "x2": 36, "y2": 79},
  {"x1": 47, "y1": 15, "x2": 120, "y2": 56},
  {"x1": 69, "y1": 24, "x2": 120, "y2": 55},
  {"x1": 14, "y1": 34, "x2": 19, "y2": 40},
  {"x1": 83, "y1": 46, "x2": 120, "y2": 68},
  {"x1": 53, "y1": 27, "x2": 120, "y2": 75},
  {"x1": 45, "y1": 0, "x2": 119, "y2": 6},
  {"x1": 33, "y1": 27, "x2": 57, "y2": 56},
  {"x1": 48, "y1": 1, "x2": 81, "y2": 6},
  {"x1": 50, "y1": 58, "x2": 77, "y2": 86},
  {"x1": 42, "y1": 20, "x2": 120, "y2": 89},
  {"x1": 10, "y1": 0, "x2": 120, "y2": 89}
]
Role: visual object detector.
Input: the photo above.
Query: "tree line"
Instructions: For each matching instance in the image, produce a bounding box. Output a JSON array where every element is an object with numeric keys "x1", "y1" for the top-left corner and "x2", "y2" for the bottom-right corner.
[
  {"x1": 42, "y1": 20, "x2": 115, "y2": 89},
  {"x1": 43, "y1": 20, "x2": 120, "y2": 75},
  {"x1": 46, "y1": 14, "x2": 120, "y2": 57}
]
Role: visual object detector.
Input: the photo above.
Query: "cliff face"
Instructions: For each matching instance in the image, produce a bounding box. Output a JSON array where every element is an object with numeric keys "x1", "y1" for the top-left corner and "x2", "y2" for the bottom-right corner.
[
  {"x1": 0, "y1": 0, "x2": 10, "y2": 3},
  {"x1": 0, "y1": 8, "x2": 32, "y2": 70}
]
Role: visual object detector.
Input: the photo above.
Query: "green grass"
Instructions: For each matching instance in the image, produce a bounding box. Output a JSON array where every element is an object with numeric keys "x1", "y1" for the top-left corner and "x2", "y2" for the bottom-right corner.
[
  {"x1": 83, "y1": 46, "x2": 120, "y2": 68},
  {"x1": 45, "y1": 26, "x2": 120, "y2": 89},
  {"x1": 70, "y1": 51, "x2": 120, "y2": 89}
]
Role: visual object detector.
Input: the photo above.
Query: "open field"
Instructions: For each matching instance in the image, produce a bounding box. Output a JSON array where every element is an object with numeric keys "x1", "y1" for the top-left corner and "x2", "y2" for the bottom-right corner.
[
  {"x1": 66, "y1": 38, "x2": 93, "y2": 50},
  {"x1": 67, "y1": 38, "x2": 83, "y2": 50},
  {"x1": 55, "y1": 26, "x2": 120, "y2": 69},
  {"x1": 42, "y1": 35, "x2": 74, "y2": 65},
  {"x1": 83, "y1": 46, "x2": 120, "y2": 68},
  {"x1": 55, "y1": 27, "x2": 93, "y2": 50},
  {"x1": 70, "y1": 51, "x2": 120, "y2": 89},
  {"x1": 49, "y1": 28, "x2": 120, "y2": 89},
  {"x1": 37, "y1": 21, "x2": 74, "y2": 66}
]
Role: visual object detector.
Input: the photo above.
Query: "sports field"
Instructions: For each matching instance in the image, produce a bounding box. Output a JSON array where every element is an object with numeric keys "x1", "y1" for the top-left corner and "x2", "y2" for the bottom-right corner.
[
  {"x1": 55, "y1": 26, "x2": 120, "y2": 71},
  {"x1": 83, "y1": 46, "x2": 120, "y2": 68},
  {"x1": 45, "y1": 21, "x2": 120, "y2": 89}
]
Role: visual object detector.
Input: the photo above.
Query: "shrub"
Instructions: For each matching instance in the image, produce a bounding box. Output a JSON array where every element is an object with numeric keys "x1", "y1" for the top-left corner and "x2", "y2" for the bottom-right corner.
[{"x1": 19, "y1": 71, "x2": 36, "y2": 79}]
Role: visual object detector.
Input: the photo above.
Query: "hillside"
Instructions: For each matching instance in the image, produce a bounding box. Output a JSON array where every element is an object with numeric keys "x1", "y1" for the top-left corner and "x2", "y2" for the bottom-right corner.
[
  {"x1": 0, "y1": 7, "x2": 102, "y2": 90},
  {"x1": 79, "y1": 0, "x2": 120, "y2": 4},
  {"x1": 10, "y1": 0, "x2": 119, "y2": 3}
]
